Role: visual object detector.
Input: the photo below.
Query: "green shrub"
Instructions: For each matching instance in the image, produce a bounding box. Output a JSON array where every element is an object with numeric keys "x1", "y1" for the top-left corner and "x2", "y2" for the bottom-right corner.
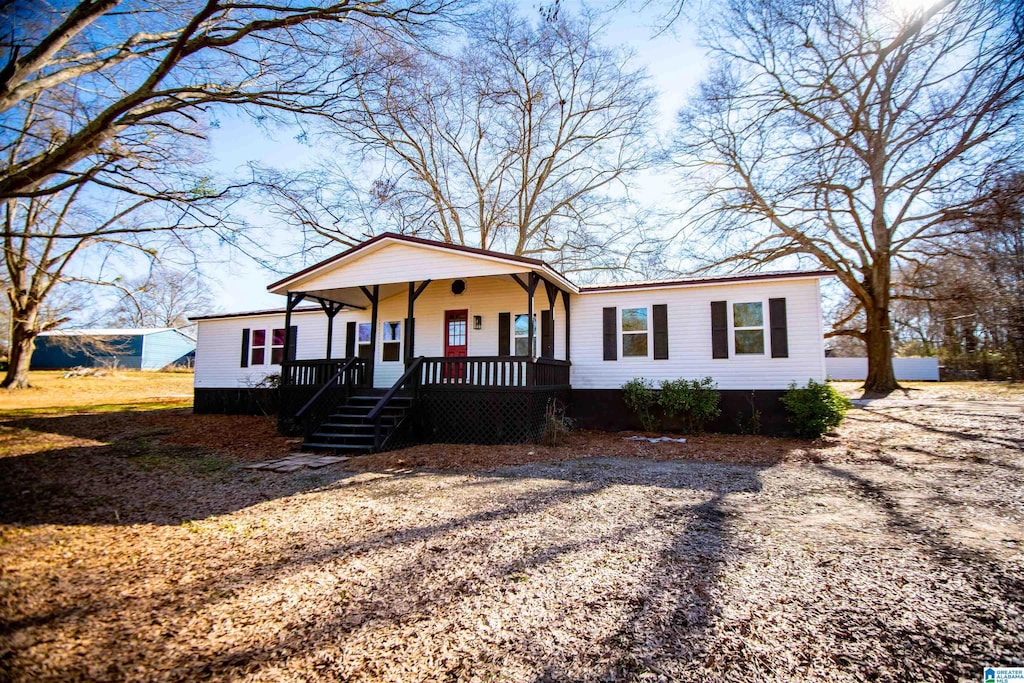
[
  {"x1": 622, "y1": 378, "x2": 658, "y2": 431},
  {"x1": 658, "y1": 376, "x2": 722, "y2": 433},
  {"x1": 781, "y1": 380, "x2": 852, "y2": 438}
]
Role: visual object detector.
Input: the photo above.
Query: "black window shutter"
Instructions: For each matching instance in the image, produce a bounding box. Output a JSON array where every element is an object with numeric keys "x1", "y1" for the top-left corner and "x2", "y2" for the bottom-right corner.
[
  {"x1": 240, "y1": 328, "x2": 250, "y2": 367},
  {"x1": 498, "y1": 312, "x2": 511, "y2": 356},
  {"x1": 769, "y1": 297, "x2": 789, "y2": 358},
  {"x1": 653, "y1": 304, "x2": 669, "y2": 360},
  {"x1": 286, "y1": 325, "x2": 298, "y2": 361},
  {"x1": 711, "y1": 301, "x2": 729, "y2": 359},
  {"x1": 345, "y1": 321, "x2": 356, "y2": 357},
  {"x1": 603, "y1": 307, "x2": 617, "y2": 361},
  {"x1": 540, "y1": 310, "x2": 554, "y2": 358}
]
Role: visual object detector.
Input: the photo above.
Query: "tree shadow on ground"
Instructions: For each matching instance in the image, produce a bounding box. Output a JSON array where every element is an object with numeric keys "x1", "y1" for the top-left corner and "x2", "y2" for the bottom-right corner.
[
  {"x1": 1, "y1": 434, "x2": 770, "y2": 682},
  {"x1": 817, "y1": 462, "x2": 1024, "y2": 674}
]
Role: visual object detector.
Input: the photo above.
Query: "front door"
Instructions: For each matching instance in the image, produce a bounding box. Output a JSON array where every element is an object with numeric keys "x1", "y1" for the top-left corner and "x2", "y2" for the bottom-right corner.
[{"x1": 444, "y1": 309, "x2": 468, "y2": 380}]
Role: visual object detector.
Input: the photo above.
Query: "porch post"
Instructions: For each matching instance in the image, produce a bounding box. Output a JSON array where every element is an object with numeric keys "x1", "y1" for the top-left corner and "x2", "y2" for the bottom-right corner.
[
  {"x1": 563, "y1": 292, "x2": 571, "y2": 362},
  {"x1": 326, "y1": 313, "x2": 334, "y2": 359},
  {"x1": 319, "y1": 299, "x2": 343, "y2": 360},
  {"x1": 369, "y1": 284, "x2": 379, "y2": 385},
  {"x1": 527, "y1": 273, "x2": 539, "y2": 359},
  {"x1": 407, "y1": 281, "x2": 415, "y2": 364},
  {"x1": 282, "y1": 291, "x2": 305, "y2": 386},
  {"x1": 403, "y1": 280, "x2": 431, "y2": 366},
  {"x1": 544, "y1": 281, "x2": 559, "y2": 359}
]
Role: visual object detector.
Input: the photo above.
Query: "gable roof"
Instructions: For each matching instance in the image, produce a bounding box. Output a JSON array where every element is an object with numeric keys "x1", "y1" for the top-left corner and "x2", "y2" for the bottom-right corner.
[{"x1": 267, "y1": 232, "x2": 578, "y2": 294}]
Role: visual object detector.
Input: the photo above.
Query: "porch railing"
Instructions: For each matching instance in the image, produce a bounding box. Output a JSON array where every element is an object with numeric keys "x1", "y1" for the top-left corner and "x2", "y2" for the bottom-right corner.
[
  {"x1": 419, "y1": 356, "x2": 570, "y2": 388},
  {"x1": 278, "y1": 357, "x2": 369, "y2": 436},
  {"x1": 533, "y1": 357, "x2": 571, "y2": 386},
  {"x1": 281, "y1": 358, "x2": 368, "y2": 387}
]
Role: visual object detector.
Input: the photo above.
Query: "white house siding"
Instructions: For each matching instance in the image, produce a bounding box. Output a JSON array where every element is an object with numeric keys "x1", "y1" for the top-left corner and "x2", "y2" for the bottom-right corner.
[
  {"x1": 194, "y1": 310, "x2": 330, "y2": 388},
  {"x1": 194, "y1": 275, "x2": 566, "y2": 389},
  {"x1": 569, "y1": 278, "x2": 827, "y2": 390}
]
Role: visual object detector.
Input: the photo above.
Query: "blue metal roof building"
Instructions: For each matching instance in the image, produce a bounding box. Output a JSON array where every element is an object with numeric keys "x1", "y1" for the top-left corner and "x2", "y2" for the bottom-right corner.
[{"x1": 31, "y1": 328, "x2": 196, "y2": 370}]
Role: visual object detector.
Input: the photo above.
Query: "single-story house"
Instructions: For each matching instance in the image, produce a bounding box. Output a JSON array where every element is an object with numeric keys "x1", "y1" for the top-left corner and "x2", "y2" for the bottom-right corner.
[
  {"x1": 191, "y1": 233, "x2": 831, "y2": 451},
  {"x1": 32, "y1": 328, "x2": 196, "y2": 370}
]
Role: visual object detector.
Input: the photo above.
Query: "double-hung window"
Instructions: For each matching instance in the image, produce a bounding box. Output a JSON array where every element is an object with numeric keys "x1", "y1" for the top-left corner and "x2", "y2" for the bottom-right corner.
[
  {"x1": 270, "y1": 328, "x2": 287, "y2": 365},
  {"x1": 621, "y1": 307, "x2": 649, "y2": 357},
  {"x1": 382, "y1": 321, "x2": 402, "y2": 362},
  {"x1": 250, "y1": 330, "x2": 267, "y2": 365},
  {"x1": 732, "y1": 302, "x2": 765, "y2": 355},
  {"x1": 357, "y1": 322, "x2": 373, "y2": 359},
  {"x1": 514, "y1": 314, "x2": 537, "y2": 356}
]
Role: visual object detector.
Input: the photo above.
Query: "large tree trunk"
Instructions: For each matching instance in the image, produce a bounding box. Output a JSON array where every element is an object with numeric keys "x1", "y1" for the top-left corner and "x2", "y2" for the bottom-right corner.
[
  {"x1": 2, "y1": 308, "x2": 39, "y2": 389},
  {"x1": 863, "y1": 303, "x2": 899, "y2": 395}
]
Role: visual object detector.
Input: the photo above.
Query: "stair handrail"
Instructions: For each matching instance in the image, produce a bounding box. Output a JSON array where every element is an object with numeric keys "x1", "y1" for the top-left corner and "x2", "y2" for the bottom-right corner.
[
  {"x1": 294, "y1": 357, "x2": 361, "y2": 421},
  {"x1": 368, "y1": 356, "x2": 424, "y2": 451}
]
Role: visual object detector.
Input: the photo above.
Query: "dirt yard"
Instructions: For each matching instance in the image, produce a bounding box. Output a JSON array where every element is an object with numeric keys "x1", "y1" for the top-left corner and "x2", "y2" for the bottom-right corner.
[{"x1": 0, "y1": 381, "x2": 1022, "y2": 682}]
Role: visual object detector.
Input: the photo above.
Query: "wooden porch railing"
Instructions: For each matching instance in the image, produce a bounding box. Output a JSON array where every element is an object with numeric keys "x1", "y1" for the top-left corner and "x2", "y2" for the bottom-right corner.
[
  {"x1": 281, "y1": 357, "x2": 369, "y2": 438},
  {"x1": 419, "y1": 356, "x2": 570, "y2": 387},
  {"x1": 281, "y1": 358, "x2": 368, "y2": 387},
  {"x1": 533, "y1": 357, "x2": 571, "y2": 386}
]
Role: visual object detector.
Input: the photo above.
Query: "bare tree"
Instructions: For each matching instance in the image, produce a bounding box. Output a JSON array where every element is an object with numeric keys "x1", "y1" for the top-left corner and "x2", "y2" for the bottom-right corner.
[
  {"x1": 0, "y1": 156, "x2": 231, "y2": 387},
  {"x1": 674, "y1": 0, "x2": 1024, "y2": 393},
  {"x1": 106, "y1": 266, "x2": 214, "y2": 328},
  {"x1": 0, "y1": 0, "x2": 457, "y2": 388},
  {"x1": 264, "y1": 3, "x2": 664, "y2": 275},
  {"x1": 0, "y1": 0, "x2": 456, "y2": 201},
  {"x1": 884, "y1": 173, "x2": 1024, "y2": 379}
]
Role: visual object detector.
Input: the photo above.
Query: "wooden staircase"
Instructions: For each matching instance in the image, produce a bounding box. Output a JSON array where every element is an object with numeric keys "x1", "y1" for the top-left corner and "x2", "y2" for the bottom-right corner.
[{"x1": 302, "y1": 390, "x2": 414, "y2": 454}]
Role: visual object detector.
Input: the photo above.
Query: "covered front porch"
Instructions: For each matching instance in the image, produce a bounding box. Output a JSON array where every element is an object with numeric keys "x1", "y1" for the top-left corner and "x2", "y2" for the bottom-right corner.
[{"x1": 267, "y1": 234, "x2": 576, "y2": 451}]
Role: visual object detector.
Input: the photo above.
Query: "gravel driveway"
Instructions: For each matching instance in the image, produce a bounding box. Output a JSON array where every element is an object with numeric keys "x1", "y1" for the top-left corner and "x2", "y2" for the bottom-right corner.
[{"x1": 1, "y1": 385, "x2": 1022, "y2": 682}]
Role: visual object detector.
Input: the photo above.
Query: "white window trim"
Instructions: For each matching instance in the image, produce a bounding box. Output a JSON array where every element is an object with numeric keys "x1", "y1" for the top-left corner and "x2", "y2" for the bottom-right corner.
[
  {"x1": 381, "y1": 320, "x2": 403, "y2": 362},
  {"x1": 730, "y1": 299, "x2": 767, "y2": 357},
  {"x1": 513, "y1": 313, "x2": 538, "y2": 357},
  {"x1": 620, "y1": 306, "x2": 652, "y2": 360}
]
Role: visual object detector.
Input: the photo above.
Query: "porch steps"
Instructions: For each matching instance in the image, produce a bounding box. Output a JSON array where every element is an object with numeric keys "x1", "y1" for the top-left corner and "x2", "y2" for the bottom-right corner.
[{"x1": 303, "y1": 392, "x2": 413, "y2": 454}]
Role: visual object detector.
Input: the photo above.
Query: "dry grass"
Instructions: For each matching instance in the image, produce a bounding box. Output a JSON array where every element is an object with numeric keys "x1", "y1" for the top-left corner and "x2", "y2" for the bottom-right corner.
[
  {"x1": 0, "y1": 370, "x2": 193, "y2": 415},
  {"x1": 1, "y1": 382, "x2": 1022, "y2": 682}
]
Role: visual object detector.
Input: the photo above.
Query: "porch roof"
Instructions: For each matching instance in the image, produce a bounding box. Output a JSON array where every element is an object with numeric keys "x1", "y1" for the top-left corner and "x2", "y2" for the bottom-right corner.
[{"x1": 266, "y1": 233, "x2": 578, "y2": 300}]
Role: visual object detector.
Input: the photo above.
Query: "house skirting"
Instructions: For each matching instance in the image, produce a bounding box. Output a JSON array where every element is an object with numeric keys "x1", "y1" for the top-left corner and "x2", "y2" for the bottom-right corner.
[
  {"x1": 193, "y1": 386, "x2": 791, "y2": 437},
  {"x1": 413, "y1": 386, "x2": 571, "y2": 445},
  {"x1": 193, "y1": 388, "x2": 279, "y2": 416},
  {"x1": 569, "y1": 389, "x2": 791, "y2": 436}
]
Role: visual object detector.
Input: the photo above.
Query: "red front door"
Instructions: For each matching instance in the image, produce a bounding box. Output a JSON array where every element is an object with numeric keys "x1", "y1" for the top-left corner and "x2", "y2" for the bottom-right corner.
[{"x1": 444, "y1": 309, "x2": 468, "y2": 380}]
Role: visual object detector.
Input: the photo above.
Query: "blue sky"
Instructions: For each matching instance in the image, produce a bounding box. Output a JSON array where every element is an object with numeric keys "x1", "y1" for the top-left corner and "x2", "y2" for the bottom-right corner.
[{"x1": 192, "y1": 0, "x2": 709, "y2": 315}]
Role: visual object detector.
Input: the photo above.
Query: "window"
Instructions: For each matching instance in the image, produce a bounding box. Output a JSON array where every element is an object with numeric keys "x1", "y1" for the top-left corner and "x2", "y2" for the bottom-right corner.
[
  {"x1": 382, "y1": 321, "x2": 402, "y2": 362},
  {"x1": 733, "y1": 302, "x2": 765, "y2": 354},
  {"x1": 357, "y1": 322, "x2": 372, "y2": 359},
  {"x1": 514, "y1": 314, "x2": 537, "y2": 356},
  {"x1": 270, "y1": 328, "x2": 286, "y2": 365},
  {"x1": 250, "y1": 329, "x2": 266, "y2": 365},
  {"x1": 621, "y1": 307, "x2": 649, "y2": 357}
]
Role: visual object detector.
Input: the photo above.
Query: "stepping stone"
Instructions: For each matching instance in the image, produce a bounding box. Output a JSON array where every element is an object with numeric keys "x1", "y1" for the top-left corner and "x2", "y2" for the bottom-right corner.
[
  {"x1": 240, "y1": 462, "x2": 272, "y2": 470},
  {"x1": 271, "y1": 463, "x2": 305, "y2": 473}
]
